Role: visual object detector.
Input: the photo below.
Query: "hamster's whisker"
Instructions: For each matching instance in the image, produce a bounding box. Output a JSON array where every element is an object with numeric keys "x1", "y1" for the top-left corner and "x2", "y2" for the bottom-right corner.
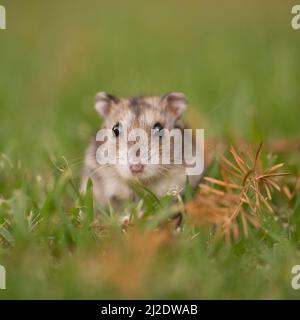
[{"x1": 90, "y1": 164, "x2": 111, "y2": 176}]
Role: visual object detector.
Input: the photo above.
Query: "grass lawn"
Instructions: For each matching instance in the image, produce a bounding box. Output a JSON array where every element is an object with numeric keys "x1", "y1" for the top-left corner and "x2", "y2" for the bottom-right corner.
[{"x1": 0, "y1": 0, "x2": 300, "y2": 299}]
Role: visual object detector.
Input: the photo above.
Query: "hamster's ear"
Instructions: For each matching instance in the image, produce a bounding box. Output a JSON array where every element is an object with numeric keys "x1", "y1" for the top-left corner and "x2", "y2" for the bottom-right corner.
[
  {"x1": 95, "y1": 92, "x2": 119, "y2": 118},
  {"x1": 162, "y1": 92, "x2": 188, "y2": 119}
]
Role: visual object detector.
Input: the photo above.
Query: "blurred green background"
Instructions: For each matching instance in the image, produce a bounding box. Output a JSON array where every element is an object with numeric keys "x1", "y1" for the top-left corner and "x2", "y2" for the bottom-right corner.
[
  {"x1": 1, "y1": 0, "x2": 300, "y2": 299},
  {"x1": 1, "y1": 0, "x2": 300, "y2": 170}
]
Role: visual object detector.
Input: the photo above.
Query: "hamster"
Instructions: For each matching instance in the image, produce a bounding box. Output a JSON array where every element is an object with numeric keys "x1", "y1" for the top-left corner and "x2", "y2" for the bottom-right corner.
[{"x1": 80, "y1": 92, "x2": 203, "y2": 210}]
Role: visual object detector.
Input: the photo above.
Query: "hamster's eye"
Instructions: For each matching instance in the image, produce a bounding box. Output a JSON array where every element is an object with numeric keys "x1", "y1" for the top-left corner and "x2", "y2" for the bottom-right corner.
[
  {"x1": 153, "y1": 122, "x2": 164, "y2": 137},
  {"x1": 112, "y1": 122, "x2": 122, "y2": 137}
]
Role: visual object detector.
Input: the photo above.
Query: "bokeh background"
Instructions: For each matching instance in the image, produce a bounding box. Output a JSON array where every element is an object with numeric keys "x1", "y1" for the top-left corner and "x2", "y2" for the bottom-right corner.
[
  {"x1": 0, "y1": 0, "x2": 300, "y2": 299},
  {"x1": 1, "y1": 0, "x2": 300, "y2": 170}
]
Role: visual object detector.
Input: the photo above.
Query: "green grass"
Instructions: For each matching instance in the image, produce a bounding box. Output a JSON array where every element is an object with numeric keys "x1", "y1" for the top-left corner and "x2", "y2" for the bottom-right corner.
[{"x1": 0, "y1": 0, "x2": 300, "y2": 299}]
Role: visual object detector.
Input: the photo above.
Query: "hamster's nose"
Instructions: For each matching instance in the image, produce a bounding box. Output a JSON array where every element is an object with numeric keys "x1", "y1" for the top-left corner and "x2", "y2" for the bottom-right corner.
[{"x1": 130, "y1": 164, "x2": 144, "y2": 173}]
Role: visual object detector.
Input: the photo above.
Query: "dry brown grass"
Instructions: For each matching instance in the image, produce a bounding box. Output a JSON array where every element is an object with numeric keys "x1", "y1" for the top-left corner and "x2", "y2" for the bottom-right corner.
[
  {"x1": 282, "y1": 176, "x2": 300, "y2": 205},
  {"x1": 78, "y1": 228, "x2": 173, "y2": 297},
  {"x1": 186, "y1": 143, "x2": 290, "y2": 242}
]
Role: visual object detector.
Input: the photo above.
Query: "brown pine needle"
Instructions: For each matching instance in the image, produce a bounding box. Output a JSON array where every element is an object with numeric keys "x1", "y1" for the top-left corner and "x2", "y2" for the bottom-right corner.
[
  {"x1": 221, "y1": 155, "x2": 243, "y2": 175},
  {"x1": 257, "y1": 172, "x2": 290, "y2": 179},
  {"x1": 266, "y1": 163, "x2": 285, "y2": 173},
  {"x1": 282, "y1": 176, "x2": 300, "y2": 202},
  {"x1": 258, "y1": 192, "x2": 274, "y2": 213},
  {"x1": 263, "y1": 180, "x2": 272, "y2": 200},
  {"x1": 264, "y1": 178, "x2": 281, "y2": 191},
  {"x1": 254, "y1": 142, "x2": 263, "y2": 168},
  {"x1": 241, "y1": 211, "x2": 249, "y2": 238},
  {"x1": 243, "y1": 169, "x2": 254, "y2": 186},
  {"x1": 221, "y1": 165, "x2": 244, "y2": 180},
  {"x1": 204, "y1": 177, "x2": 241, "y2": 189},
  {"x1": 241, "y1": 191, "x2": 255, "y2": 212},
  {"x1": 245, "y1": 148, "x2": 255, "y2": 165},
  {"x1": 282, "y1": 185, "x2": 292, "y2": 200},
  {"x1": 230, "y1": 146, "x2": 248, "y2": 174},
  {"x1": 199, "y1": 184, "x2": 226, "y2": 196},
  {"x1": 227, "y1": 202, "x2": 243, "y2": 224},
  {"x1": 186, "y1": 142, "x2": 288, "y2": 242}
]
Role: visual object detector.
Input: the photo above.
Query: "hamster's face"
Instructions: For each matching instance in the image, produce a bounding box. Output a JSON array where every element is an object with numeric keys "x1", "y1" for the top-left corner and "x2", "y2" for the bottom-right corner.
[{"x1": 94, "y1": 92, "x2": 188, "y2": 182}]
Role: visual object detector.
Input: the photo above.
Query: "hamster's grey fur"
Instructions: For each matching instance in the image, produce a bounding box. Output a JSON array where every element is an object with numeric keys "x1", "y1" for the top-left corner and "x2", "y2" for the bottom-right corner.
[{"x1": 81, "y1": 92, "x2": 202, "y2": 209}]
